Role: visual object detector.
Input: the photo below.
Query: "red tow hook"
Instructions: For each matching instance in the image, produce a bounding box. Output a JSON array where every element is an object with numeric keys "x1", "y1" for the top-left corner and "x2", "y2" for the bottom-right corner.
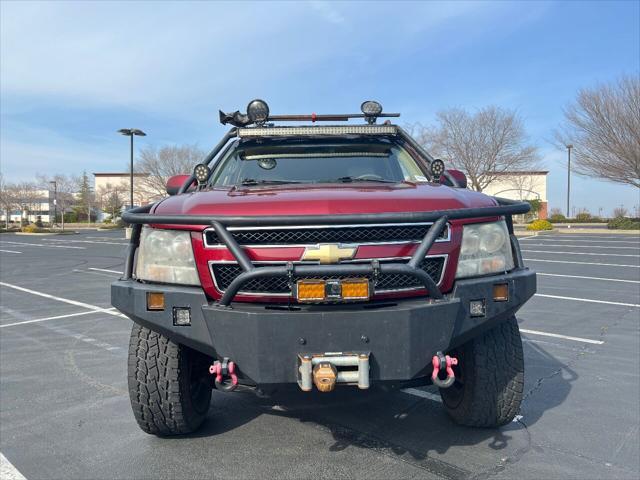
[
  {"x1": 431, "y1": 351, "x2": 458, "y2": 389},
  {"x1": 209, "y1": 357, "x2": 238, "y2": 392}
]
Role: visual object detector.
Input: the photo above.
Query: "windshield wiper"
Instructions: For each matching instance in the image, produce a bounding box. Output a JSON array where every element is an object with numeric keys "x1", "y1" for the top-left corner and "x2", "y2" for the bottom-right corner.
[
  {"x1": 239, "y1": 178, "x2": 303, "y2": 186},
  {"x1": 330, "y1": 176, "x2": 398, "y2": 184}
]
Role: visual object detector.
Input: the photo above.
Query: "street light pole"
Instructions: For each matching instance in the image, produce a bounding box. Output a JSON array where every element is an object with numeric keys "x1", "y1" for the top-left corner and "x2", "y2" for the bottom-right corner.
[
  {"x1": 129, "y1": 134, "x2": 133, "y2": 209},
  {"x1": 118, "y1": 128, "x2": 147, "y2": 209},
  {"x1": 566, "y1": 144, "x2": 573, "y2": 218}
]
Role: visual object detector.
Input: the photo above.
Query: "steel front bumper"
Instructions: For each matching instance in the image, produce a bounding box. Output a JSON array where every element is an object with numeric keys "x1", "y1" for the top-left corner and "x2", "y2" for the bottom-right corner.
[{"x1": 112, "y1": 268, "x2": 535, "y2": 386}]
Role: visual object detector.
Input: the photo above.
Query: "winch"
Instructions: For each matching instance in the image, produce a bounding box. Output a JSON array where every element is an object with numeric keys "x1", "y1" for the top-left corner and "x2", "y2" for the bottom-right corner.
[{"x1": 297, "y1": 353, "x2": 370, "y2": 392}]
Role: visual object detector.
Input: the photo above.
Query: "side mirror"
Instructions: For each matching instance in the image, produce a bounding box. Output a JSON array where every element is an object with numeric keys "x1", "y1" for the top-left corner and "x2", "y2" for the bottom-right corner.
[
  {"x1": 166, "y1": 174, "x2": 191, "y2": 196},
  {"x1": 440, "y1": 169, "x2": 467, "y2": 189}
]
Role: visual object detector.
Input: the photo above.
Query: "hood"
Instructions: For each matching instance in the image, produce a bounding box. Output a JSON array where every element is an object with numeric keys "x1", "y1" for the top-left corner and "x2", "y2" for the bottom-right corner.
[{"x1": 153, "y1": 183, "x2": 497, "y2": 217}]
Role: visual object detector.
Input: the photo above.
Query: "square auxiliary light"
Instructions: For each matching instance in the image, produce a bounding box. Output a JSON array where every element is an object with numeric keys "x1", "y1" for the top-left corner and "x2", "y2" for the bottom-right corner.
[
  {"x1": 469, "y1": 299, "x2": 486, "y2": 317},
  {"x1": 173, "y1": 307, "x2": 191, "y2": 326}
]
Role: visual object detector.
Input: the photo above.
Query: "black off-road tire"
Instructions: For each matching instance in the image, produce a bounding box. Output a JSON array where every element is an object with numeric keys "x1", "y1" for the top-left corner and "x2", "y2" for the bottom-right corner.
[
  {"x1": 128, "y1": 324, "x2": 212, "y2": 435},
  {"x1": 439, "y1": 316, "x2": 524, "y2": 427}
]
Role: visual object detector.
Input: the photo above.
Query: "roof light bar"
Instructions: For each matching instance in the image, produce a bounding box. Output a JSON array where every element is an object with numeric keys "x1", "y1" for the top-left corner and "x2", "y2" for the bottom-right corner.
[
  {"x1": 220, "y1": 99, "x2": 400, "y2": 127},
  {"x1": 238, "y1": 125, "x2": 398, "y2": 137}
]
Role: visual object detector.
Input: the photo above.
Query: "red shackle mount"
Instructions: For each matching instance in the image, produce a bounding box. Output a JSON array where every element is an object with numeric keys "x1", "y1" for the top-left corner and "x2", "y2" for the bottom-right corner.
[
  {"x1": 431, "y1": 351, "x2": 458, "y2": 389},
  {"x1": 209, "y1": 357, "x2": 238, "y2": 392}
]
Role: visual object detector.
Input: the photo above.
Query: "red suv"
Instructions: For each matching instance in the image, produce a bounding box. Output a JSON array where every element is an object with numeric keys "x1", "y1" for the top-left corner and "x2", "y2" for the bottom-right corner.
[{"x1": 113, "y1": 100, "x2": 536, "y2": 436}]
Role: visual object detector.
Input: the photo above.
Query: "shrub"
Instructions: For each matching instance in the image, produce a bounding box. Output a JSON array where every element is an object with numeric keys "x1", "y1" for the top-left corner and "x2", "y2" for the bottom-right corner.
[
  {"x1": 575, "y1": 212, "x2": 592, "y2": 222},
  {"x1": 608, "y1": 217, "x2": 640, "y2": 230},
  {"x1": 21, "y1": 224, "x2": 47, "y2": 233},
  {"x1": 526, "y1": 219, "x2": 553, "y2": 231},
  {"x1": 549, "y1": 213, "x2": 566, "y2": 223}
]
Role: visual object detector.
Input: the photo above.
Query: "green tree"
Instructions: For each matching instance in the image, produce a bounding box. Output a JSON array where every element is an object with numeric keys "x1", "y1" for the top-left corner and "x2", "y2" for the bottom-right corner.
[{"x1": 74, "y1": 171, "x2": 96, "y2": 223}]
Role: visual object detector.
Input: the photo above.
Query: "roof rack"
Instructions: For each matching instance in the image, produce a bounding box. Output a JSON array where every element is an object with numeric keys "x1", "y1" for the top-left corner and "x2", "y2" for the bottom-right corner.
[{"x1": 220, "y1": 100, "x2": 400, "y2": 127}]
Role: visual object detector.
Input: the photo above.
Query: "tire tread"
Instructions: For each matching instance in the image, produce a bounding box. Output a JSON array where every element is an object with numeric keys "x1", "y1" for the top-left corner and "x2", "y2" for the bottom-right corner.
[{"x1": 127, "y1": 324, "x2": 209, "y2": 435}]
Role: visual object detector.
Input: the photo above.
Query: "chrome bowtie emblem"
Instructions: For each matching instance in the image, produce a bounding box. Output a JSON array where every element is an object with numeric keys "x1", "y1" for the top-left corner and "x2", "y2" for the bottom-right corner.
[{"x1": 301, "y1": 244, "x2": 357, "y2": 264}]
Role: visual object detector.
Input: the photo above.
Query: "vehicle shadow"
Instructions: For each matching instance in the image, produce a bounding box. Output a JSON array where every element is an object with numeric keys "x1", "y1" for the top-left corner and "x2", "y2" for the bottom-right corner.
[{"x1": 183, "y1": 339, "x2": 579, "y2": 474}]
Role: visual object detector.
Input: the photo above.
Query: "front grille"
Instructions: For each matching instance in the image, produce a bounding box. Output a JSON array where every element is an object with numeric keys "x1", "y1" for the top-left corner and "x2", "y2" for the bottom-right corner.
[
  {"x1": 210, "y1": 257, "x2": 446, "y2": 295},
  {"x1": 205, "y1": 224, "x2": 448, "y2": 246}
]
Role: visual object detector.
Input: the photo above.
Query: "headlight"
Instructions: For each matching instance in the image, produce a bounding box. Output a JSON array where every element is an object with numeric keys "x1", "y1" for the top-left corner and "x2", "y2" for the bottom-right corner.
[
  {"x1": 455, "y1": 221, "x2": 514, "y2": 279},
  {"x1": 136, "y1": 228, "x2": 201, "y2": 286}
]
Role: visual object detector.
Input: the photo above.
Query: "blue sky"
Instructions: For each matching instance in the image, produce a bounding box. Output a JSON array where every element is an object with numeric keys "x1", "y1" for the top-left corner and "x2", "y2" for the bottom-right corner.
[{"x1": 1, "y1": 0, "x2": 638, "y2": 215}]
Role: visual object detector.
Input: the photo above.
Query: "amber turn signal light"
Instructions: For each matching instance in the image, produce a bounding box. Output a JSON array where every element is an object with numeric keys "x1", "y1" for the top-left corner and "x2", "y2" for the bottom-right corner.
[
  {"x1": 493, "y1": 283, "x2": 509, "y2": 302},
  {"x1": 146, "y1": 292, "x2": 165, "y2": 311},
  {"x1": 341, "y1": 279, "x2": 370, "y2": 300},
  {"x1": 297, "y1": 280, "x2": 326, "y2": 301}
]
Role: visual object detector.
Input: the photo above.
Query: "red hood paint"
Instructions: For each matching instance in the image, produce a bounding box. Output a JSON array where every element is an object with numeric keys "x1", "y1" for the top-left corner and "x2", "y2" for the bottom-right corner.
[{"x1": 153, "y1": 183, "x2": 496, "y2": 218}]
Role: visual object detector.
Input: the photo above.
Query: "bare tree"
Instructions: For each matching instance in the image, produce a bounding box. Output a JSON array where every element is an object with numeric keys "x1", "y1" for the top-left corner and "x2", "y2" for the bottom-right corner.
[
  {"x1": 501, "y1": 174, "x2": 541, "y2": 221},
  {"x1": 11, "y1": 182, "x2": 42, "y2": 224},
  {"x1": 0, "y1": 174, "x2": 17, "y2": 229},
  {"x1": 411, "y1": 106, "x2": 540, "y2": 191},
  {"x1": 96, "y1": 182, "x2": 124, "y2": 219},
  {"x1": 612, "y1": 206, "x2": 628, "y2": 218},
  {"x1": 136, "y1": 145, "x2": 205, "y2": 201},
  {"x1": 555, "y1": 75, "x2": 640, "y2": 188}
]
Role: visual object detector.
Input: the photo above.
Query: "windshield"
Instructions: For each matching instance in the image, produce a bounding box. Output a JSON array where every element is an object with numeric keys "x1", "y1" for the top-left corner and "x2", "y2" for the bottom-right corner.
[{"x1": 210, "y1": 139, "x2": 430, "y2": 186}]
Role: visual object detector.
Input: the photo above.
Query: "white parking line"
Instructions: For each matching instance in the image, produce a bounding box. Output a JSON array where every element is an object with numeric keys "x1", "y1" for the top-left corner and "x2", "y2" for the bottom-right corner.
[
  {"x1": 534, "y1": 293, "x2": 639, "y2": 308},
  {"x1": 525, "y1": 258, "x2": 640, "y2": 268},
  {"x1": 521, "y1": 237, "x2": 640, "y2": 244},
  {"x1": 537, "y1": 272, "x2": 640, "y2": 283},
  {"x1": 44, "y1": 239, "x2": 127, "y2": 246},
  {"x1": 523, "y1": 243, "x2": 640, "y2": 250},
  {"x1": 87, "y1": 235, "x2": 127, "y2": 239},
  {"x1": 402, "y1": 388, "x2": 442, "y2": 402},
  {"x1": 0, "y1": 452, "x2": 27, "y2": 480},
  {"x1": 540, "y1": 235, "x2": 640, "y2": 241},
  {"x1": 0, "y1": 309, "x2": 115, "y2": 328},
  {"x1": 522, "y1": 249, "x2": 639, "y2": 258},
  {"x1": 0, "y1": 241, "x2": 85, "y2": 250},
  {"x1": 0, "y1": 282, "x2": 127, "y2": 318},
  {"x1": 520, "y1": 328, "x2": 604, "y2": 345},
  {"x1": 88, "y1": 267, "x2": 123, "y2": 275},
  {"x1": 0, "y1": 249, "x2": 22, "y2": 254}
]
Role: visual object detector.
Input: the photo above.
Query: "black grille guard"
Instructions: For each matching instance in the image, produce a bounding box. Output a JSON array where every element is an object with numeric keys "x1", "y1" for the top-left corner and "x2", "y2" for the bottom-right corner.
[{"x1": 121, "y1": 197, "x2": 530, "y2": 306}]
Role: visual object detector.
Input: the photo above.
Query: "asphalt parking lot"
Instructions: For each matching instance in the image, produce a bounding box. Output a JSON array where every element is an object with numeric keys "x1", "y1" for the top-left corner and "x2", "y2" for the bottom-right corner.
[{"x1": 1, "y1": 230, "x2": 639, "y2": 480}]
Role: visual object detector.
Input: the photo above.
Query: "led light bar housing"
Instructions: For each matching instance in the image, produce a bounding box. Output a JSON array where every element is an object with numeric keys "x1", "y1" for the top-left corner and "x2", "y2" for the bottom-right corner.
[{"x1": 238, "y1": 125, "x2": 398, "y2": 137}]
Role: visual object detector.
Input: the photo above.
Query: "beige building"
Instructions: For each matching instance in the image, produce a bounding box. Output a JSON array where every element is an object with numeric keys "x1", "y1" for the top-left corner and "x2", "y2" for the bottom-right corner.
[
  {"x1": 93, "y1": 173, "x2": 156, "y2": 211},
  {"x1": 482, "y1": 171, "x2": 549, "y2": 219}
]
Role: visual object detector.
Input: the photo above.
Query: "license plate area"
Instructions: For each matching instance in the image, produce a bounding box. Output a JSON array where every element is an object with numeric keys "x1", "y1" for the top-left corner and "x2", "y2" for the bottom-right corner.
[{"x1": 295, "y1": 278, "x2": 370, "y2": 303}]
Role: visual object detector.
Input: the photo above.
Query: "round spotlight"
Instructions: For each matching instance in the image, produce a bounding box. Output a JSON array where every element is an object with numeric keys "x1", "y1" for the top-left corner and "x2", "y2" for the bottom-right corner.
[
  {"x1": 247, "y1": 99, "x2": 270, "y2": 124},
  {"x1": 431, "y1": 159, "x2": 445, "y2": 178},
  {"x1": 193, "y1": 163, "x2": 211, "y2": 185},
  {"x1": 361, "y1": 100, "x2": 383, "y2": 116}
]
